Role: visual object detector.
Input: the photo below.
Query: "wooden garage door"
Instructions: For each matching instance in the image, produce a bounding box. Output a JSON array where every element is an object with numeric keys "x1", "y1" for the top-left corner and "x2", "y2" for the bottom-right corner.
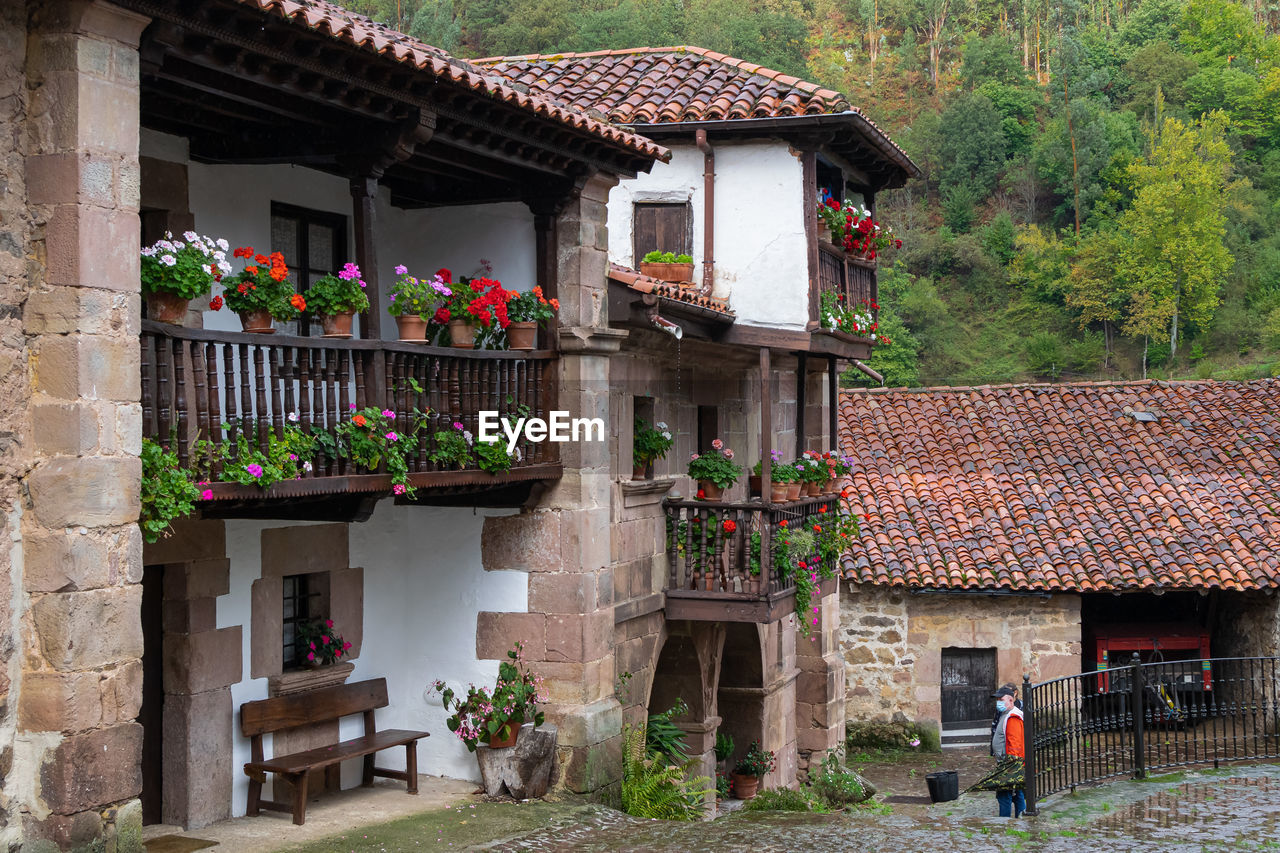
[{"x1": 941, "y1": 647, "x2": 997, "y2": 728}]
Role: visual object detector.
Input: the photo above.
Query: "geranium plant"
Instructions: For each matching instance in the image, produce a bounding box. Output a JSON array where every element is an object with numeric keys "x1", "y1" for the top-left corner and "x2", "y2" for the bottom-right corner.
[
  {"x1": 296, "y1": 617, "x2": 352, "y2": 666},
  {"x1": 507, "y1": 286, "x2": 559, "y2": 326},
  {"x1": 141, "y1": 231, "x2": 231, "y2": 299},
  {"x1": 222, "y1": 247, "x2": 304, "y2": 320},
  {"x1": 431, "y1": 642, "x2": 547, "y2": 751},
  {"x1": 687, "y1": 439, "x2": 741, "y2": 489},
  {"x1": 476, "y1": 437, "x2": 519, "y2": 474},
  {"x1": 140, "y1": 437, "x2": 204, "y2": 543},
  {"x1": 191, "y1": 417, "x2": 317, "y2": 489},
  {"x1": 733, "y1": 741, "x2": 776, "y2": 779},
  {"x1": 442, "y1": 271, "x2": 513, "y2": 332},
  {"x1": 428, "y1": 421, "x2": 474, "y2": 468},
  {"x1": 306, "y1": 262, "x2": 370, "y2": 315},
  {"x1": 326, "y1": 406, "x2": 421, "y2": 496},
  {"x1": 634, "y1": 418, "x2": 674, "y2": 469},
  {"x1": 388, "y1": 265, "x2": 451, "y2": 319},
  {"x1": 816, "y1": 195, "x2": 903, "y2": 259}
]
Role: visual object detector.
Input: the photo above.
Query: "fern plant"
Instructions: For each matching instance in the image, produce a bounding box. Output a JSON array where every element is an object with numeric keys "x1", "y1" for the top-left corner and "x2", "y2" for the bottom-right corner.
[
  {"x1": 620, "y1": 723, "x2": 711, "y2": 821},
  {"x1": 645, "y1": 698, "x2": 690, "y2": 766}
]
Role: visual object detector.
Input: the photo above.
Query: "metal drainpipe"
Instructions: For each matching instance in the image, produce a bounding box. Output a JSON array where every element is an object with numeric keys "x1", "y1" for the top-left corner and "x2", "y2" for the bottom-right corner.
[{"x1": 695, "y1": 129, "x2": 715, "y2": 292}]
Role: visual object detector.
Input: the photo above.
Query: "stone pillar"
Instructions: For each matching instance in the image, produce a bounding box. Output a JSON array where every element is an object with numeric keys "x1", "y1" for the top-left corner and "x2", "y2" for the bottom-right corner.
[
  {"x1": 795, "y1": 584, "x2": 847, "y2": 779},
  {"x1": 14, "y1": 1, "x2": 149, "y2": 849},
  {"x1": 479, "y1": 173, "x2": 626, "y2": 793},
  {"x1": 759, "y1": 619, "x2": 799, "y2": 789}
]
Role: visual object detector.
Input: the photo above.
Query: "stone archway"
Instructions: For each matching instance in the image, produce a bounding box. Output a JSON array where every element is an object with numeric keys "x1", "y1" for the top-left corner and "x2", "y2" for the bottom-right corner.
[
  {"x1": 715, "y1": 623, "x2": 766, "y2": 776},
  {"x1": 646, "y1": 622, "x2": 725, "y2": 783}
]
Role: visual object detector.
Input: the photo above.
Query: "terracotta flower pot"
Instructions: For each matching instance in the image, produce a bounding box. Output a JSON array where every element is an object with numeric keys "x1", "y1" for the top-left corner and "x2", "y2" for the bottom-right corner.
[
  {"x1": 804, "y1": 481, "x2": 820, "y2": 497},
  {"x1": 238, "y1": 310, "x2": 274, "y2": 334},
  {"x1": 633, "y1": 462, "x2": 652, "y2": 480},
  {"x1": 770, "y1": 482, "x2": 790, "y2": 502},
  {"x1": 146, "y1": 291, "x2": 190, "y2": 324},
  {"x1": 395, "y1": 315, "x2": 427, "y2": 342},
  {"x1": 731, "y1": 773, "x2": 760, "y2": 800},
  {"x1": 639, "y1": 261, "x2": 695, "y2": 283},
  {"x1": 786, "y1": 482, "x2": 802, "y2": 501},
  {"x1": 319, "y1": 312, "x2": 354, "y2": 338},
  {"x1": 449, "y1": 320, "x2": 476, "y2": 349},
  {"x1": 487, "y1": 719, "x2": 522, "y2": 749},
  {"x1": 697, "y1": 481, "x2": 722, "y2": 501},
  {"x1": 507, "y1": 321, "x2": 537, "y2": 350}
]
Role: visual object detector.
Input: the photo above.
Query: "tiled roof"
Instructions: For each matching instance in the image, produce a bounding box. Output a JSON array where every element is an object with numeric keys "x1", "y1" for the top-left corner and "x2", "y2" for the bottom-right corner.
[
  {"x1": 475, "y1": 47, "x2": 910, "y2": 167},
  {"x1": 226, "y1": 1, "x2": 668, "y2": 161},
  {"x1": 608, "y1": 264, "x2": 733, "y2": 316},
  {"x1": 838, "y1": 380, "x2": 1280, "y2": 593}
]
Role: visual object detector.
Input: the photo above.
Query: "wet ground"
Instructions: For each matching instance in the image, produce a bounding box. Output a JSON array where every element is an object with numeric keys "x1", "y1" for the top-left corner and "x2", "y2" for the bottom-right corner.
[{"x1": 256, "y1": 752, "x2": 1280, "y2": 852}]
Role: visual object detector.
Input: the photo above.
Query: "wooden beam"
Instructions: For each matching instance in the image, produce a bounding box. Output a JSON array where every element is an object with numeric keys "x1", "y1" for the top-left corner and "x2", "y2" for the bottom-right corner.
[
  {"x1": 828, "y1": 356, "x2": 838, "y2": 451},
  {"x1": 797, "y1": 351, "x2": 807, "y2": 457},
  {"x1": 350, "y1": 176, "x2": 382, "y2": 341},
  {"x1": 803, "y1": 149, "x2": 820, "y2": 327},
  {"x1": 761, "y1": 346, "x2": 772, "y2": 508}
]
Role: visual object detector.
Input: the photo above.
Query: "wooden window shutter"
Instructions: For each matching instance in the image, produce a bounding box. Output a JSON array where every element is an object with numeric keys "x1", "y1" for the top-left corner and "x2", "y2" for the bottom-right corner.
[{"x1": 633, "y1": 202, "x2": 692, "y2": 266}]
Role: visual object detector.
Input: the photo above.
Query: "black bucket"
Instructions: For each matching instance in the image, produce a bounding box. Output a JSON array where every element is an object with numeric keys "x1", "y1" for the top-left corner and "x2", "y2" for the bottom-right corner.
[{"x1": 925, "y1": 770, "x2": 959, "y2": 803}]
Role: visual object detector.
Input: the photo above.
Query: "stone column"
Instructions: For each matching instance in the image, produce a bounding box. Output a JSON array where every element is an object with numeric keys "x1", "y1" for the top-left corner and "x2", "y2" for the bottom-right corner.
[
  {"x1": 795, "y1": 584, "x2": 847, "y2": 779},
  {"x1": 14, "y1": 1, "x2": 149, "y2": 849},
  {"x1": 478, "y1": 173, "x2": 626, "y2": 792},
  {"x1": 759, "y1": 619, "x2": 799, "y2": 789}
]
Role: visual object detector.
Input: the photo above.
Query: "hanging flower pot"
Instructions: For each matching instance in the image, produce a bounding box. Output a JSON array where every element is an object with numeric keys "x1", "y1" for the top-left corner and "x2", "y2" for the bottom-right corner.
[
  {"x1": 395, "y1": 315, "x2": 427, "y2": 342},
  {"x1": 697, "y1": 481, "x2": 722, "y2": 501},
  {"x1": 448, "y1": 320, "x2": 476, "y2": 349},
  {"x1": 145, "y1": 291, "x2": 190, "y2": 324},
  {"x1": 507, "y1": 321, "x2": 537, "y2": 351},
  {"x1": 319, "y1": 312, "x2": 355, "y2": 338},
  {"x1": 238, "y1": 310, "x2": 275, "y2": 334}
]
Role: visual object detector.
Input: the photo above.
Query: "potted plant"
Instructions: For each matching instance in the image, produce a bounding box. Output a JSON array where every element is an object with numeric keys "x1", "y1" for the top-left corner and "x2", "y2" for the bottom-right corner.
[
  {"x1": 731, "y1": 740, "x2": 775, "y2": 800},
  {"x1": 714, "y1": 731, "x2": 735, "y2": 775},
  {"x1": 222, "y1": 247, "x2": 303, "y2": 332},
  {"x1": 799, "y1": 451, "x2": 829, "y2": 496},
  {"x1": 140, "y1": 437, "x2": 204, "y2": 543},
  {"x1": 432, "y1": 642, "x2": 547, "y2": 750},
  {"x1": 505, "y1": 285, "x2": 558, "y2": 350},
  {"x1": 295, "y1": 618, "x2": 352, "y2": 668},
  {"x1": 639, "y1": 250, "x2": 695, "y2": 284},
  {"x1": 428, "y1": 421, "x2": 474, "y2": 469},
  {"x1": 687, "y1": 439, "x2": 741, "y2": 500},
  {"x1": 765, "y1": 456, "x2": 795, "y2": 502},
  {"x1": 388, "y1": 266, "x2": 451, "y2": 342},
  {"x1": 306, "y1": 262, "x2": 370, "y2": 337},
  {"x1": 439, "y1": 268, "x2": 513, "y2": 349},
  {"x1": 327, "y1": 406, "x2": 421, "y2": 496},
  {"x1": 141, "y1": 231, "x2": 230, "y2": 323},
  {"x1": 815, "y1": 197, "x2": 902, "y2": 261},
  {"x1": 633, "y1": 418, "x2": 673, "y2": 479}
]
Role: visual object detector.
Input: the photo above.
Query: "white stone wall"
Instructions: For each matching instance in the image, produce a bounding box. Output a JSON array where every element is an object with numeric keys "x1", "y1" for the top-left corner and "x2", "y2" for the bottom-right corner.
[
  {"x1": 841, "y1": 584, "x2": 1083, "y2": 725},
  {"x1": 218, "y1": 504, "x2": 525, "y2": 816},
  {"x1": 141, "y1": 129, "x2": 538, "y2": 339},
  {"x1": 607, "y1": 140, "x2": 809, "y2": 330}
]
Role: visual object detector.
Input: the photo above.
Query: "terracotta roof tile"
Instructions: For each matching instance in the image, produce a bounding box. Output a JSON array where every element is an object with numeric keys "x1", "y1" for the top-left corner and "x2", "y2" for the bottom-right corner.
[
  {"x1": 838, "y1": 380, "x2": 1280, "y2": 593},
  {"x1": 226, "y1": 0, "x2": 668, "y2": 162},
  {"x1": 607, "y1": 263, "x2": 733, "y2": 316},
  {"x1": 474, "y1": 46, "x2": 909, "y2": 165}
]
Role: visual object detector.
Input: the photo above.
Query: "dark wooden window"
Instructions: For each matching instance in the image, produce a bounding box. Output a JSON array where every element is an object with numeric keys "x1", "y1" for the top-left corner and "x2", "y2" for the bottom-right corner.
[
  {"x1": 941, "y1": 647, "x2": 998, "y2": 727},
  {"x1": 282, "y1": 573, "x2": 321, "y2": 669},
  {"x1": 270, "y1": 202, "x2": 347, "y2": 336},
  {"x1": 633, "y1": 202, "x2": 692, "y2": 266},
  {"x1": 696, "y1": 405, "x2": 719, "y2": 453}
]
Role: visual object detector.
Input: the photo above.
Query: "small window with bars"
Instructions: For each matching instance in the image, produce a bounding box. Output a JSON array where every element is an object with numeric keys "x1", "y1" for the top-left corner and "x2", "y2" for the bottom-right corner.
[{"x1": 282, "y1": 573, "x2": 323, "y2": 669}]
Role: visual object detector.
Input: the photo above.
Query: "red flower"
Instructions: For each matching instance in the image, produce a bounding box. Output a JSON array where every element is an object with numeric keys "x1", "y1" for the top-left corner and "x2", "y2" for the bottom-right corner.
[
  {"x1": 209, "y1": 296, "x2": 224, "y2": 311},
  {"x1": 352, "y1": 414, "x2": 367, "y2": 427},
  {"x1": 819, "y1": 505, "x2": 828, "y2": 513},
  {"x1": 290, "y1": 293, "x2": 306, "y2": 311},
  {"x1": 234, "y1": 246, "x2": 253, "y2": 259},
  {"x1": 434, "y1": 307, "x2": 450, "y2": 324},
  {"x1": 436, "y1": 268, "x2": 452, "y2": 283},
  {"x1": 696, "y1": 489, "x2": 706, "y2": 499},
  {"x1": 254, "y1": 253, "x2": 269, "y2": 265},
  {"x1": 236, "y1": 283, "x2": 248, "y2": 294},
  {"x1": 723, "y1": 519, "x2": 737, "y2": 533},
  {"x1": 813, "y1": 524, "x2": 822, "y2": 532},
  {"x1": 779, "y1": 520, "x2": 788, "y2": 528}
]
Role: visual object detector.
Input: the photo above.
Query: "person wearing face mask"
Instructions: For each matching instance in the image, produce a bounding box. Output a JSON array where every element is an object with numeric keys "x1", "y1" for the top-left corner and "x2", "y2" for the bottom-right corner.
[
  {"x1": 990, "y1": 682, "x2": 1023, "y2": 753},
  {"x1": 990, "y1": 685, "x2": 1026, "y2": 817}
]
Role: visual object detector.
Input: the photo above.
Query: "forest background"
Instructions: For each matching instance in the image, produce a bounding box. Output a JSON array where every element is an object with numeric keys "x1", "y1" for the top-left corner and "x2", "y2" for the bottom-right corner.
[{"x1": 346, "y1": 0, "x2": 1280, "y2": 386}]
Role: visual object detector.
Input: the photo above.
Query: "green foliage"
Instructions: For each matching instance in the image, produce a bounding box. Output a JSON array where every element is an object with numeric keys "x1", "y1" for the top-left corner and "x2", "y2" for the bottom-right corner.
[
  {"x1": 191, "y1": 420, "x2": 317, "y2": 489},
  {"x1": 742, "y1": 787, "x2": 828, "y2": 812},
  {"x1": 305, "y1": 264, "x2": 370, "y2": 315},
  {"x1": 476, "y1": 438, "x2": 515, "y2": 474},
  {"x1": 620, "y1": 723, "x2": 711, "y2": 821},
  {"x1": 646, "y1": 699, "x2": 691, "y2": 766},
  {"x1": 633, "y1": 418, "x2": 674, "y2": 467},
  {"x1": 807, "y1": 750, "x2": 877, "y2": 807},
  {"x1": 140, "y1": 437, "x2": 201, "y2": 544},
  {"x1": 714, "y1": 731, "x2": 735, "y2": 762},
  {"x1": 428, "y1": 423, "x2": 474, "y2": 468},
  {"x1": 642, "y1": 251, "x2": 693, "y2": 263},
  {"x1": 938, "y1": 92, "x2": 1008, "y2": 199},
  {"x1": 732, "y1": 740, "x2": 776, "y2": 778},
  {"x1": 432, "y1": 642, "x2": 547, "y2": 752}
]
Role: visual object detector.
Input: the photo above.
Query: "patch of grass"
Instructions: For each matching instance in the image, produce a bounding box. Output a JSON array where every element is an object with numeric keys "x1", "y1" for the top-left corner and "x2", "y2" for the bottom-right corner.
[
  {"x1": 1005, "y1": 828, "x2": 1031, "y2": 840},
  {"x1": 742, "y1": 787, "x2": 830, "y2": 813},
  {"x1": 1136, "y1": 771, "x2": 1186, "y2": 783}
]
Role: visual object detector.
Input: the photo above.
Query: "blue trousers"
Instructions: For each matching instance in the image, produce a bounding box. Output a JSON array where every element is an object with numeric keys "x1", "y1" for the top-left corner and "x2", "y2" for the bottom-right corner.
[{"x1": 996, "y1": 789, "x2": 1026, "y2": 817}]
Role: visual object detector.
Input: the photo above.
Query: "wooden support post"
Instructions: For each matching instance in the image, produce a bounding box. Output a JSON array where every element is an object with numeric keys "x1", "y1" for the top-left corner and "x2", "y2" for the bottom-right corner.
[
  {"x1": 534, "y1": 211, "x2": 558, "y2": 351},
  {"x1": 761, "y1": 347, "x2": 772, "y2": 504},
  {"x1": 350, "y1": 175, "x2": 382, "y2": 341},
  {"x1": 803, "y1": 151, "x2": 820, "y2": 328},
  {"x1": 796, "y1": 351, "x2": 807, "y2": 457},
  {"x1": 828, "y1": 356, "x2": 838, "y2": 449}
]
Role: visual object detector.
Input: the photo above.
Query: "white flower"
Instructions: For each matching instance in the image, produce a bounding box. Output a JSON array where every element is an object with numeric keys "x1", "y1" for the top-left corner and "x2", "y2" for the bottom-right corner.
[
  {"x1": 216, "y1": 238, "x2": 229, "y2": 251},
  {"x1": 141, "y1": 246, "x2": 157, "y2": 257},
  {"x1": 217, "y1": 261, "x2": 232, "y2": 276},
  {"x1": 172, "y1": 242, "x2": 185, "y2": 251},
  {"x1": 656, "y1": 421, "x2": 668, "y2": 430},
  {"x1": 513, "y1": 447, "x2": 523, "y2": 462},
  {"x1": 287, "y1": 412, "x2": 299, "y2": 423},
  {"x1": 160, "y1": 254, "x2": 177, "y2": 267},
  {"x1": 156, "y1": 240, "x2": 174, "y2": 251},
  {"x1": 212, "y1": 250, "x2": 226, "y2": 262},
  {"x1": 182, "y1": 230, "x2": 198, "y2": 242},
  {"x1": 302, "y1": 461, "x2": 313, "y2": 472},
  {"x1": 661, "y1": 431, "x2": 672, "y2": 440},
  {"x1": 463, "y1": 430, "x2": 474, "y2": 444}
]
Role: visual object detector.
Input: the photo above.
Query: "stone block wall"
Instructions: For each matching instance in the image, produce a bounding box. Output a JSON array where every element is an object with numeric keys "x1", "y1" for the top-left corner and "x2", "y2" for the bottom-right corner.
[
  {"x1": 4, "y1": 2, "x2": 150, "y2": 850},
  {"x1": 841, "y1": 584, "x2": 1082, "y2": 727}
]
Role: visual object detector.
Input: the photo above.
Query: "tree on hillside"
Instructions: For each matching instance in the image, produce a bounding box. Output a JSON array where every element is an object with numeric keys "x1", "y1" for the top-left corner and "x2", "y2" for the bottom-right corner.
[
  {"x1": 938, "y1": 92, "x2": 1008, "y2": 197},
  {"x1": 1116, "y1": 106, "x2": 1234, "y2": 367},
  {"x1": 1065, "y1": 230, "x2": 1125, "y2": 365}
]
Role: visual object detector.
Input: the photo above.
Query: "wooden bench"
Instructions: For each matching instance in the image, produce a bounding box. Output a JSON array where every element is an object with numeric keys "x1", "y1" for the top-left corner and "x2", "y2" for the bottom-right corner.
[{"x1": 239, "y1": 678, "x2": 428, "y2": 825}]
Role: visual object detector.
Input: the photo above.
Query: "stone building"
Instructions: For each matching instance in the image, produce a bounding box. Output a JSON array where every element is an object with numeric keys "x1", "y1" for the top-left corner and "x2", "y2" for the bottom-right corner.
[
  {"x1": 837, "y1": 381, "x2": 1280, "y2": 745},
  {"x1": 1, "y1": 3, "x2": 916, "y2": 850}
]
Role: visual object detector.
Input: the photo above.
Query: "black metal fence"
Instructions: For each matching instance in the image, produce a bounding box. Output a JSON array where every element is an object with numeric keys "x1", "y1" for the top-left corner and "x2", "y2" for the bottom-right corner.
[{"x1": 1023, "y1": 655, "x2": 1280, "y2": 815}]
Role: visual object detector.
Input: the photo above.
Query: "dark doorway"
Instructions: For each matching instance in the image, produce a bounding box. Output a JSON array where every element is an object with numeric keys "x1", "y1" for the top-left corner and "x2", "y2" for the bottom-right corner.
[
  {"x1": 941, "y1": 647, "x2": 996, "y2": 728},
  {"x1": 140, "y1": 564, "x2": 165, "y2": 824}
]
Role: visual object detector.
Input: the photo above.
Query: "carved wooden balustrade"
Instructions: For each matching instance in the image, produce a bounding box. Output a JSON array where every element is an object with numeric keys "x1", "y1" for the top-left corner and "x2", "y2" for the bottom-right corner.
[
  {"x1": 817, "y1": 242, "x2": 878, "y2": 324},
  {"x1": 663, "y1": 495, "x2": 841, "y2": 622},
  {"x1": 140, "y1": 320, "x2": 560, "y2": 502}
]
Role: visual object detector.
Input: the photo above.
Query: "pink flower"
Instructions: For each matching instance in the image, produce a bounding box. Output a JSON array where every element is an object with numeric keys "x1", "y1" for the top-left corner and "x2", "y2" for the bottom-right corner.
[
  {"x1": 325, "y1": 619, "x2": 334, "y2": 628},
  {"x1": 724, "y1": 449, "x2": 735, "y2": 459},
  {"x1": 394, "y1": 264, "x2": 408, "y2": 275},
  {"x1": 200, "y1": 489, "x2": 213, "y2": 501},
  {"x1": 453, "y1": 422, "x2": 464, "y2": 430},
  {"x1": 344, "y1": 641, "x2": 352, "y2": 650},
  {"x1": 386, "y1": 432, "x2": 398, "y2": 441},
  {"x1": 382, "y1": 409, "x2": 395, "y2": 419},
  {"x1": 246, "y1": 463, "x2": 263, "y2": 478},
  {"x1": 307, "y1": 651, "x2": 316, "y2": 661},
  {"x1": 393, "y1": 484, "x2": 406, "y2": 495},
  {"x1": 711, "y1": 438, "x2": 724, "y2": 451},
  {"x1": 349, "y1": 403, "x2": 357, "y2": 411},
  {"x1": 322, "y1": 635, "x2": 330, "y2": 644},
  {"x1": 690, "y1": 453, "x2": 700, "y2": 461}
]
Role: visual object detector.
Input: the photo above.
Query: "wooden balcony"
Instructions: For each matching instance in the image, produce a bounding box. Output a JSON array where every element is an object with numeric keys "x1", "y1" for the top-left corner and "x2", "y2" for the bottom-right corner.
[
  {"x1": 663, "y1": 495, "x2": 841, "y2": 623},
  {"x1": 141, "y1": 320, "x2": 560, "y2": 516},
  {"x1": 818, "y1": 241, "x2": 877, "y2": 321}
]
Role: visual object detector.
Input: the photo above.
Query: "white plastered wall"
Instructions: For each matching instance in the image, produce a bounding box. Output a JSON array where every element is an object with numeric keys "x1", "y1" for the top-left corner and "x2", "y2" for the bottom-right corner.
[
  {"x1": 606, "y1": 139, "x2": 809, "y2": 330},
  {"x1": 142, "y1": 129, "x2": 537, "y2": 340},
  {"x1": 218, "y1": 503, "x2": 526, "y2": 817}
]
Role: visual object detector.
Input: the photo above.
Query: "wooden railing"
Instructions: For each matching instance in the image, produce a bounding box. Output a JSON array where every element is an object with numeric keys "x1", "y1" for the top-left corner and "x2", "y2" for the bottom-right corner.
[
  {"x1": 817, "y1": 242, "x2": 877, "y2": 326},
  {"x1": 141, "y1": 320, "x2": 559, "y2": 490},
  {"x1": 663, "y1": 495, "x2": 841, "y2": 620}
]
